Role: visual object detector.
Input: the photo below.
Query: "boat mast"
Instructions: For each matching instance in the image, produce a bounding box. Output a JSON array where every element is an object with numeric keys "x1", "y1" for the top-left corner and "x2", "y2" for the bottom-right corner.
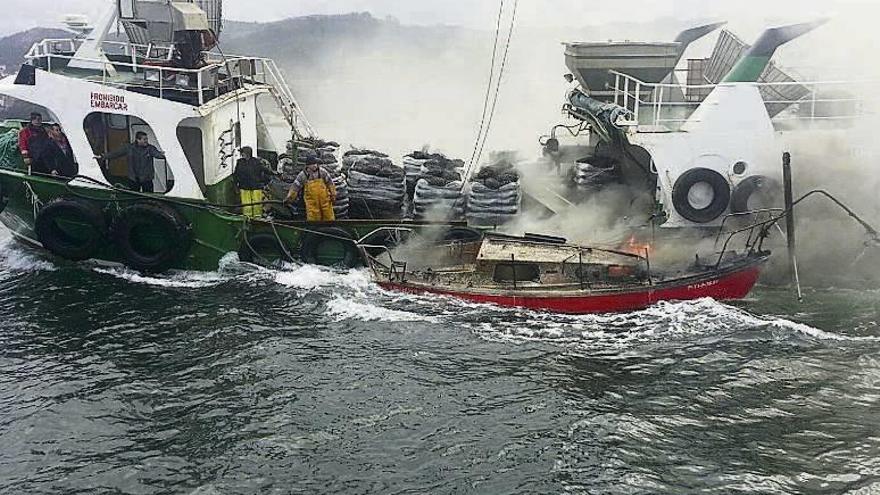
[{"x1": 68, "y1": 0, "x2": 118, "y2": 73}]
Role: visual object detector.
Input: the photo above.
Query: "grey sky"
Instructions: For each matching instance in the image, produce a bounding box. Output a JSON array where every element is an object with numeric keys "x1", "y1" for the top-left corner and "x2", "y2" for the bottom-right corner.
[{"x1": 0, "y1": 0, "x2": 876, "y2": 37}]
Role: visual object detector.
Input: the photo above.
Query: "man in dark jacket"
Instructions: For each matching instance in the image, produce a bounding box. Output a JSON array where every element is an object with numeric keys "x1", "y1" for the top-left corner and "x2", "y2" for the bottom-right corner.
[
  {"x1": 234, "y1": 146, "x2": 274, "y2": 218},
  {"x1": 97, "y1": 131, "x2": 165, "y2": 192}
]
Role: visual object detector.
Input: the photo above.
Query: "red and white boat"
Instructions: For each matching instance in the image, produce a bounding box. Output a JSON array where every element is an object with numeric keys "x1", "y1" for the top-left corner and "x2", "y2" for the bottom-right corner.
[{"x1": 359, "y1": 230, "x2": 768, "y2": 315}]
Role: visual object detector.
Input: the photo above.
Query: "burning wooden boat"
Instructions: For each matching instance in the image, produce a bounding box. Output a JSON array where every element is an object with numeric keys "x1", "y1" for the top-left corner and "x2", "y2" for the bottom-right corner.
[{"x1": 358, "y1": 229, "x2": 768, "y2": 315}]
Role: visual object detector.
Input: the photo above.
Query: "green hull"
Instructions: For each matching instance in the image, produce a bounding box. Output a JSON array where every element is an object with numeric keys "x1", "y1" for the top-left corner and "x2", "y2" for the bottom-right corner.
[{"x1": 0, "y1": 170, "x2": 462, "y2": 272}]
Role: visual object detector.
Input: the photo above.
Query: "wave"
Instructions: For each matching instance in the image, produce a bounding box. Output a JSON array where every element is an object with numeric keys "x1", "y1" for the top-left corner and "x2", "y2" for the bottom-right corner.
[
  {"x1": 273, "y1": 264, "x2": 374, "y2": 293},
  {"x1": 90, "y1": 253, "x2": 268, "y2": 289},
  {"x1": 326, "y1": 296, "x2": 437, "y2": 323},
  {"x1": 266, "y1": 264, "x2": 869, "y2": 344},
  {"x1": 440, "y1": 297, "x2": 876, "y2": 348},
  {"x1": 0, "y1": 237, "x2": 56, "y2": 275},
  {"x1": 0, "y1": 225, "x2": 868, "y2": 344}
]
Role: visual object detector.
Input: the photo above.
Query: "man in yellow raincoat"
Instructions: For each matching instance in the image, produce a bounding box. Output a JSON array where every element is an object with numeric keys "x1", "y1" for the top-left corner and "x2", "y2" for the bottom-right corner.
[
  {"x1": 284, "y1": 155, "x2": 337, "y2": 221},
  {"x1": 233, "y1": 146, "x2": 274, "y2": 218}
]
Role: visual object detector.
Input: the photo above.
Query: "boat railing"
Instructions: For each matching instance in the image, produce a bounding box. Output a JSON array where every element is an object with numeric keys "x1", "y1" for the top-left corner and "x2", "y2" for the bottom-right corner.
[
  {"x1": 22, "y1": 38, "x2": 315, "y2": 136},
  {"x1": 606, "y1": 70, "x2": 876, "y2": 132},
  {"x1": 713, "y1": 209, "x2": 785, "y2": 250}
]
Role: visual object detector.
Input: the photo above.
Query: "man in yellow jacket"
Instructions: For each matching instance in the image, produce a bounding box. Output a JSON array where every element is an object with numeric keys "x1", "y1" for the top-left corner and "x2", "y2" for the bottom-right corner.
[{"x1": 285, "y1": 155, "x2": 337, "y2": 221}]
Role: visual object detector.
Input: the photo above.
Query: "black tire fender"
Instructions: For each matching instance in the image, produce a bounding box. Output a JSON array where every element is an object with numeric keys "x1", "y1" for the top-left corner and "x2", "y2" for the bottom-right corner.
[
  {"x1": 672, "y1": 168, "x2": 731, "y2": 223},
  {"x1": 35, "y1": 197, "x2": 107, "y2": 261},
  {"x1": 730, "y1": 175, "x2": 781, "y2": 213},
  {"x1": 112, "y1": 202, "x2": 191, "y2": 273},
  {"x1": 239, "y1": 233, "x2": 296, "y2": 266},
  {"x1": 300, "y1": 227, "x2": 361, "y2": 268}
]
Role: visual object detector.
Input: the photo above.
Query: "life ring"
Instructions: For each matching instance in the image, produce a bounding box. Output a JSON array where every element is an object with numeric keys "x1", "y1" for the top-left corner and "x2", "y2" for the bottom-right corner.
[
  {"x1": 35, "y1": 197, "x2": 107, "y2": 261},
  {"x1": 730, "y1": 176, "x2": 781, "y2": 213},
  {"x1": 112, "y1": 202, "x2": 192, "y2": 273},
  {"x1": 672, "y1": 168, "x2": 731, "y2": 223},
  {"x1": 239, "y1": 233, "x2": 295, "y2": 266},
  {"x1": 300, "y1": 227, "x2": 361, "y2": 268}
]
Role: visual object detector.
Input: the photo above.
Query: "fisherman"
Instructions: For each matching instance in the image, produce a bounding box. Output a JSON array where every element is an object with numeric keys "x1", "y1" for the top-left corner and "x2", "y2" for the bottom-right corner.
[
  {"x1": 284, "y1": 155, "x2": 336, "y2": 222},
  {"x1": 96, "y1": 132, "x2": 165, "y2": 193},
  {"x1": 233, "y1": 146, "x2": 274, "y2": 218},
  {"x1": 18, "y1": 112, "x2": 47, "y2": 173}
]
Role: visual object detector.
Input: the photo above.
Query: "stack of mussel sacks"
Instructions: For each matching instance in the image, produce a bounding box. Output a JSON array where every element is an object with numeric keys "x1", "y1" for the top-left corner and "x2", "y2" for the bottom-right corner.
[
  {"x1": 572, "y1": 155, "x2": 617, "y2": 192},
  {"x1": 403, "y1": 151, "x2": 466, "y2": 221},
  {"x1": 342, "y1": 149, "x2": 406, "y2": 219},
  {"x1": 467, "y1": 161, "x2": 521, "y2": 226},
  {"x1": 270, "y1": 138, "x2": 350, "y2": 218}
]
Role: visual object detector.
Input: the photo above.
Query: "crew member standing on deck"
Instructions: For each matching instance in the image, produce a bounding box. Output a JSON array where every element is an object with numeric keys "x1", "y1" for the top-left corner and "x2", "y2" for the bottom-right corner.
[
  {"x1": 97, "y1": 131, "x2": 165, "y2": 192},
  {"x1": 18, "y1": 112, "x2": 47, "y2": 173},
  {"x1": 233, "y1": 146, "x2": 274, "y2": 218},
  {"x1": 285, "y1": 155, "x2": 336, "y2": 222}
]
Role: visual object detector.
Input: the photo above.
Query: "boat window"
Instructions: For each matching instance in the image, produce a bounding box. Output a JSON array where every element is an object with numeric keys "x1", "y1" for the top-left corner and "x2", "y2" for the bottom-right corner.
[
  {"x1": 493, "y1": 263, "x2": 541, "y2": 283},
  {"x1": 177, "y1": 124, "x2": 205, "y2": 193},
  {"x1": 0, "y1": 100, "x2": 69, "y2": 174},
  {"x1": 83, "y1": 112, "x2": 175, "y2": 194}
]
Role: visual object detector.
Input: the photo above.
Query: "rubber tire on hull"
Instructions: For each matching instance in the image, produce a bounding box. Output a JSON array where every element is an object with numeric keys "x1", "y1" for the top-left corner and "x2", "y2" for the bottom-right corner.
[
  {"x1": 300, "y1": 227, "x2": 361, "y2": 268},
  {"x1": 35, "y1": 197, "x2": 106, "y2": 261},
  {"x1": 239, "y1": 233, "x2": 296, "y2": 267},
  {"x1": 112, "y1": 202, "x2": 192, "y2": 273},
  {"x1": 672, "y1": 168, "x2": 731, "y2": 224},
  {"x1": 730, "y1": 176, "x2": 781, "y2": 213}
]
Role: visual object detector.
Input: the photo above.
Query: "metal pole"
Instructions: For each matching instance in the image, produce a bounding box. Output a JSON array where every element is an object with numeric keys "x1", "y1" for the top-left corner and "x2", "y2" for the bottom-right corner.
[
  {"x1": 782, "y1": 152, "x2": 803, "y2": 301},
  {"x1": 510, "y1": 254, "x2": 517, "y2": 290}
]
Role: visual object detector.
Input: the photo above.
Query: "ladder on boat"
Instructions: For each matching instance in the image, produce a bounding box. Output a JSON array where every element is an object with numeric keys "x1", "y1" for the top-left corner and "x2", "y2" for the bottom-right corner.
[{"x1": 260, "y1": 59, "x2": 317, "y2": 139}]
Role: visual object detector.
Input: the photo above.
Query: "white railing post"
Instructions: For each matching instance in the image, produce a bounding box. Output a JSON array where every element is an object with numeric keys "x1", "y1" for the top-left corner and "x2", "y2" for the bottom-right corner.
[
  {"x1": 656, "y1": 86, "x2": 664, "y2": 127},
  {"x1": 197, "y1": 69, "x2": 204, "y2": 106},
  {"x1": 652, "y1": 85, "x2": 659, "y2": 127},
  {"x1": 614, "y1": 73, "x2": 620, "y2": 106},
  {"x1": 634, "y1": 83, "x2": 641, "y2": 124},
  {"x1": 623, "y1": 77, "x2": 630, "y2": 112}
]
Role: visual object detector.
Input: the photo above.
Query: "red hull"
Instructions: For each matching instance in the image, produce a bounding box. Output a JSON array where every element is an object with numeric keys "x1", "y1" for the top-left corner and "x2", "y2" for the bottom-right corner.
[{"x1": 378, "y1": 259, "x2": 765, "y2": 315}]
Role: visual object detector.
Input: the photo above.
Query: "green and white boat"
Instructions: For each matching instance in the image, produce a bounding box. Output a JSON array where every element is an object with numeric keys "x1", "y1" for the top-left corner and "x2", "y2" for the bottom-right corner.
[{"x1": 0, "y1": 0, "x2": 465, "y2": 273}]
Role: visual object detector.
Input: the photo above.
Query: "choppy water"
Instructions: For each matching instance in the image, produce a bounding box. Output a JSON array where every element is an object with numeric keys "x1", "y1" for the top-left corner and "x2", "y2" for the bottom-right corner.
[{"x1": 1, "y1": 232, "x2": 879, "y2": 495}]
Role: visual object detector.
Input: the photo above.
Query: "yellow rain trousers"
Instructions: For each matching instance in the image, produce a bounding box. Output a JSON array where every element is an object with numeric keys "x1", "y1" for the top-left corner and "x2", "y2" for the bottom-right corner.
[
  {"x1": 304, "y1": 178, "x2": 336, "y2": 222},
  {"x1": 240, "y1": 189, "x2": 264, "y2": 218}
]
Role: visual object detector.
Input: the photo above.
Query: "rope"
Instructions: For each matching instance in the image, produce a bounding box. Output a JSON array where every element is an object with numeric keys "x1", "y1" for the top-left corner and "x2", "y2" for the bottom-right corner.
[
  {"x1": 471, "y1": 0, "x2": 518, "y2": 177},
  {"x1": 467, "y1": 0, "x2": 506, "y2": 170},
  {"x1": 462, "y1": 0, "x2": 519, "y2": 190},
  {"x1": 24, "y1": 181, "x2": 43, "y2": 220},
  {"x1": 269, "y1": 218, "x2": 299, "y2": 259},
  {"x1": 63, "y1": 174, "x2": 360, "y2": 244}
]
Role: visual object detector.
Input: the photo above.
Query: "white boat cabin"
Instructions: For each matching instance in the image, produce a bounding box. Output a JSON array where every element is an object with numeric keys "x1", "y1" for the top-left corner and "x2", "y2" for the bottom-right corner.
[{"x1": 0, "y1": 36, "x2": 310, "y2": 201}]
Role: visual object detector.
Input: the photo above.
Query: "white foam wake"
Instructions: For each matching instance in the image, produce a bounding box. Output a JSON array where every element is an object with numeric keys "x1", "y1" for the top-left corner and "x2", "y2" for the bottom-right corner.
[
  {"x1": 0, "y1": 236, "x2": 56, "y2": 275},
  {"x1": 90, "y1": 253, "x2": 268, "y2": 288},
  {"x1": 325, "y1": 297, "x2": 437, "y2": 323},
  {"x1": 92, "y1": 266, "x2": 233, "y2": 288},
  {"x1": 452, "y1": 297, "x2": 873, "y2": 348},
  {"x1": 273, "y1": 264, "x2": 374, "y2": 293}
]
